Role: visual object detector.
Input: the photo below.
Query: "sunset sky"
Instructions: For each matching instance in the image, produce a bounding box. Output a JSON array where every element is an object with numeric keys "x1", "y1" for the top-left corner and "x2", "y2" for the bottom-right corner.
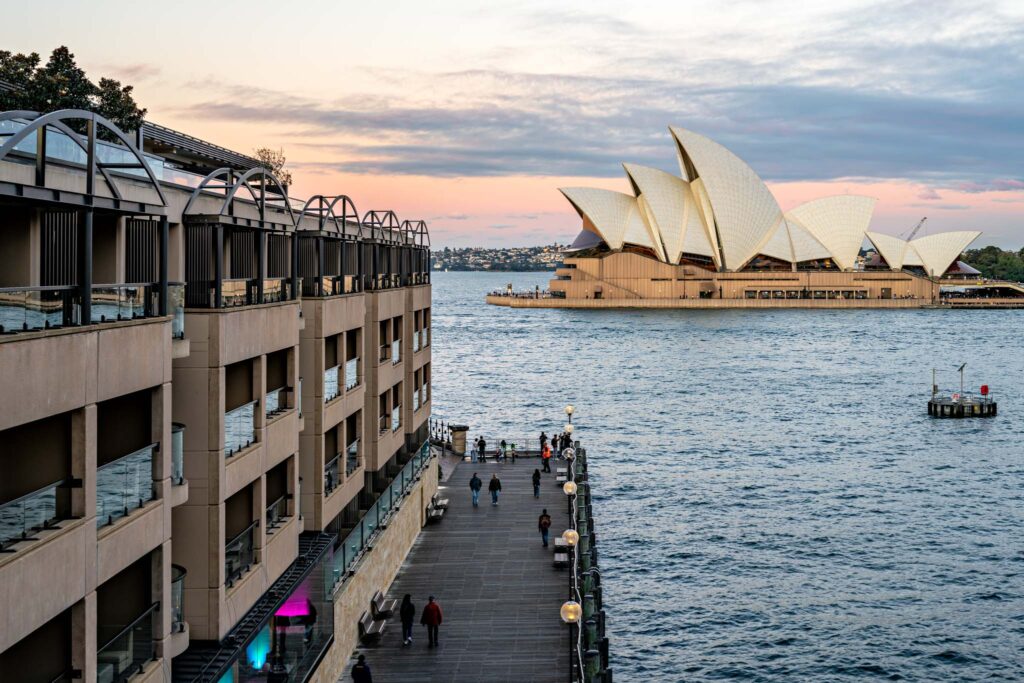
[{"x1": 6, "y1": 0, "x2": 1024, "y2": 247}]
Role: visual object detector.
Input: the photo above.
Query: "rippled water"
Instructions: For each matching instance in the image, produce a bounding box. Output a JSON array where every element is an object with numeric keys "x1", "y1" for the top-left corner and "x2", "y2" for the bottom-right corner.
[{"x1": 430, "y1": 271, "x2": 1024, "y2": 682}]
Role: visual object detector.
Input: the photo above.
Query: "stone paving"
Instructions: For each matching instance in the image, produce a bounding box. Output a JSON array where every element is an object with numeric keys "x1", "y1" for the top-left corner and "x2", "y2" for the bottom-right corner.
[{"x1": 346, "y1": 455, "x2": 572, "y2": 682}]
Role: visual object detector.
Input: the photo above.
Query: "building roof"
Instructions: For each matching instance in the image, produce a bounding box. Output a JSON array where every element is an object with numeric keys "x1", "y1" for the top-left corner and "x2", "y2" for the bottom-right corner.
[{"x1": 560, "y1": 127, "x2": 982, "y2": 276}]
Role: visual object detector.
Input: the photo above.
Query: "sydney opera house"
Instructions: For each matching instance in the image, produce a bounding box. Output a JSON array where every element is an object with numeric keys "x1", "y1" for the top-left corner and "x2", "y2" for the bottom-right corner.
[{"x1": 489, "y1": 127, "x2": 1013, "y2": 308}]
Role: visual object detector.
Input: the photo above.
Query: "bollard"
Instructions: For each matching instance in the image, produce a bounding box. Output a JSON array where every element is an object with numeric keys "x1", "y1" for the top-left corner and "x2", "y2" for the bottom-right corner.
[
  {"x1": 600, "y1": 636, "x2": 610, "y2": 668},
  {"x1": 583, "y1": 593, "x2": 595, "y2": 621},
  {"x1": 585, "y1": 617, "x2": 598, "y2": 651},
  {"x1": 582, "y1": 572, "x2": 594, "y2": 597},
  {"x1": 594, "y1": 584, "x2": 602, "y2": 610},
  {"x1": 585, "y1": 649, "x2": 601, "y2": 680}
]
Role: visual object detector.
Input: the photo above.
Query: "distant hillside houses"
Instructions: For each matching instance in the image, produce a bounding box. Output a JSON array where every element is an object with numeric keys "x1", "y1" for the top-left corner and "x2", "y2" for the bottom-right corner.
[{"x1": 431, "y1": 244, "x2": 567, "y2": 271}]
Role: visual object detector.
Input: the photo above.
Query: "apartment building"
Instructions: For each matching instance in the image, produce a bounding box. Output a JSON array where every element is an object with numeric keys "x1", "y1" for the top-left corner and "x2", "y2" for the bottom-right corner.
[{"x1": 0, "y1": 110, "x2": 435, "y2": 683}]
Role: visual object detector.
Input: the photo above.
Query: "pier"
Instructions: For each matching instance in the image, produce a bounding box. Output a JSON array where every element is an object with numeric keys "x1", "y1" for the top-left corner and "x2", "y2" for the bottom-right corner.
[{"x1": 346, "y1": 432, "x2": 610, "y2": 682}]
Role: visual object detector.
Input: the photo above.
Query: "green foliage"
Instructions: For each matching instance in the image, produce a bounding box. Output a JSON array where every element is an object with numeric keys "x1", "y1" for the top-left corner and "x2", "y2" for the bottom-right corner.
[
  {"x1": 0, "y1": 46, "x2": 146, "y2": 134},
  {"x1": 962, "y1": 246, "x2": 1024, "y2": 282}
]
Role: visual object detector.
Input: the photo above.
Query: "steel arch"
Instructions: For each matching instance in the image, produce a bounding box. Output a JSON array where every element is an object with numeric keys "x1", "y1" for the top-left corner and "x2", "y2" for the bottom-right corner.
[
  {"x1": 182, "y1": 166, "x2": 295, "y2": 228},
  {"x1": 297, "y1": 194, "x2": 360, "y2": 236}
]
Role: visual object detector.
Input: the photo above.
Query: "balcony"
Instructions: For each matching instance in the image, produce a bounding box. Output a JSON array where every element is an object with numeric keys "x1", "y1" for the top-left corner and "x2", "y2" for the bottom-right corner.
[
  {"x1": 346, "y1": 440, "x2": 360, "y2": 476},
  {"x1": 422, "y1": 327, "x2": 430, "y2": 348},
  {"x1": 169, "y1": 283, "x2": 185, "y2": 340},
  {"x1": 413, "y1": 331, "x2": 421, "y2": 353},
  {"x1": 344, "y1": 357, "x2": 360, "y2": 391},
  {"x1": 96, "y1": 602, "x2": 157, "y2": 683},
  {"x1": 193, "y1": 277, "x2": 298, "y2": 309},
  {"x1": 413, "y1": 389, "x2": 420, "y2": 412},
  {"x1": 171, "y1": 565, "x2": 186, "y2": 633},
  {"x1": 391, "y1": 405, "x2": 401, "y2": 432},
  {"x1": 324, "y1": 365, "x2": 341, "y2": 403},
  {"x1": 265, "y1": 386, "x2": 287, "y2": 417},
  {"x1": 378, "y1": 344, "x2": 390, "y2": 363},
  {"x1": 0, "y1": 479, "x2": 75, "y2": 551},
  {"x1": 225, "y1": 400, "x2": 257, "y2": 456},
  {"x1": 95, "y1": 444, "x2": 155, "y2": 528},
  {"x1": 265, "y1": 495, "x2": 289, "y2": 533},
  {"x1": 378, "y1": 414, "x2": 389, "y2": 435},
  {"x1": 0, "y1": 286, "x2": 77, "y2": 333},
  {"x1": 391, "y1": 339, "x2": 401, "y2": 365},
  {"x1": 324, "y1": 453, "x2": 342, "y2": 495},
  {"x1": 171, "y1": 424, "x2": 185, "y2": 485},
  {"x1": 316, "y1": 274, "x2": 361, "y2": 296},
  {"x1": 225, "y1": 520, "x2": 258, "y2": 587}
]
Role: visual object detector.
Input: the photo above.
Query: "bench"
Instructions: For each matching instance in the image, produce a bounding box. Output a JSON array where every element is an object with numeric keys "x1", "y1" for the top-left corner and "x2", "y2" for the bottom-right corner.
[
  {"x1": 555, "y1": 474, "x2": 567, "y2": 486},
  {"x1": 556, "y1": 467, "x2": 568, "y2": 476},
  {"x1": 431, "y1": 492, "x2": 449, "y2": 510},
  {"x1": 553, "y1": 553, "x2": 570, "y2": 569},
  {"x1": 372, "y1": 590, "x2": 398, "y2": 618},
  {"x1": 553, "y1": 537, "x2": 569, "y2": 553},
  {"x1": 426, "y1": 503, "x2": 445, "y2": 524},
  {"x1": 358, "y1": 611, "x2": 386, "y2": 644}
]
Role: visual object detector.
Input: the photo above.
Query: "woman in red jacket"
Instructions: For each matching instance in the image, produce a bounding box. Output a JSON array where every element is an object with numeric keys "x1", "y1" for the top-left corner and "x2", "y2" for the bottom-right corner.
[{"x1": 420, "y1": 595, "x2": 443, "y2": 647}]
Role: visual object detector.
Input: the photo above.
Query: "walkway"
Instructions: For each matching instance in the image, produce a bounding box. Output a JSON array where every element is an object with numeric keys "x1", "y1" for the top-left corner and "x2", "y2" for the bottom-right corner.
[{"x1": 348, "y1": 456, "x2": 571, "y2": 682}]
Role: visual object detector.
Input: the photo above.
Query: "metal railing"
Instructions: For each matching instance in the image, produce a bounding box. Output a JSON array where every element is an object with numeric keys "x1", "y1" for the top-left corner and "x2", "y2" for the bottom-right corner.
[
  {"x1": 96, "y1": 602, "x2": 158, "y2": 682},
  {"x1": 171, "y1": 564, "x2": 187, "y2": 633},
  {"x1": 96, "y1": 444, "x2": 155, "y2": 527},
  {"x1": 346, "y1": 440, "x2": 360, "y2": 476},
  {"x1": 0, "y1": 479, "x2": 74, "y2": 550},
  {"x1": 265, "y1": 495, "x2": 289, "y2": 532},
  {"x1": 329, "y1": 441, "x2": 432, "y2": 591},
  {"x1": 265, "y1": 386, "x2": 286, "y2": 416},
  {"x1": 324, "y1": 453, "x2": 342, "y2": 495},
  {"x1": 345, "y1": 357, "x2": 360, "y2": 391},
  {"x1": 225, "y1": 520, "x2": 258, "y2": 586},
  {"x1": 324, "y1": 364, "x2": 341, "y2": 403},
  {"x1": 391, "y1": 338, "x2": 401, "y2": 364},
  {"x1": 225, "y1": 400, "x2": 257, "y2": 456},
  {"x1": 171, "y1": 423, "x2": 185, "y2": 485}
]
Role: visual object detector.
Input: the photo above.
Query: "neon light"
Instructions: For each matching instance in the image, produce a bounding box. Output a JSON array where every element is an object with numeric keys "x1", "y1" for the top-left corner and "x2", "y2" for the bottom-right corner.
[{"x1": 245, "y1": 624, "x2": 271, "y2": 670}]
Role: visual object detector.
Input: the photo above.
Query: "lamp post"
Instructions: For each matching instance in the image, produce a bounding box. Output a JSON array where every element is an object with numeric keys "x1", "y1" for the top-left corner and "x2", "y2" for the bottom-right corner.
[{"x1": 561, "y1": 600, "x2": 581, "y2": 682}]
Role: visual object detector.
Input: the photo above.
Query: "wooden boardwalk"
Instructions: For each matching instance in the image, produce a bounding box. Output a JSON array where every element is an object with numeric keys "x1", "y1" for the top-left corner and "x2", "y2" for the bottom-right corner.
[{"x1": 346, "y1": 456, "x2": 572, "y2": 682}]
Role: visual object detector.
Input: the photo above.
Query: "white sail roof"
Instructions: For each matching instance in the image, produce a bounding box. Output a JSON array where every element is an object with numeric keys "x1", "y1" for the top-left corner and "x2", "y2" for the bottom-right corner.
[
  {"x1": 756, "y1": 218, "x2": 795, "y2": 262},
  {"x1": 670, "y1": 126, "x2": 783, "y2": 270},
  {"x1": 786, "y1": 195, "x2": 876, "y2": 271},
  {"x1": 785, "y1": 217, "x2": 833, "y2": 263},
  {"x1": 558, "y1": 188, "x2": 649, "y2": 251},
  {"x1": 910, "y1": 231, "x2": 981, "y2": 277},
  {"x1": 679, "y1": 182, "x2": 716, "y2": 260},
  {"x1": 866, "y1": 231, "x2": 910, "y2": 270}
]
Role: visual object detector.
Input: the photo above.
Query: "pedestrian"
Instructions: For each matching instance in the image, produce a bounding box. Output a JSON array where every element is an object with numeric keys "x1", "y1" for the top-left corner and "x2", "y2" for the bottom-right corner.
[
  {"x1": 489, "y1": 473, "x2": 502, "y2": 505},
  {"x1": 351, "y1": 654, "x2": 372, "y2": 682},
  {"x1": 538, "y1": 508, "x2": 552, "y2": 547},
  {"x1": 469, "y1": 472, "x2": 482, "y2": 507},
  {"x1": 561, "y1": 432, "x2": 571, "y2": 451},
  {"x1": 542, "y1": 444, "x2": 552, "y2": 473},
  {"x1": 510, "y1": 442, "x2": 517, "y2": 463},
  {"x1": 421, "y1": 595, "x2": 443, "y2": 647},
  {"x1": 500, "y1": 439, "x2": 507, "y2": 458},
  {"x1": 532, "y1": 468, "x2": 541, "y2": 498},
  {"x1": 478, "y1": 436, "x2": 487, "y2": 462},
  {"x1": 539, "y1": 431, "x2": 548, "y2": 454},
  {"x1": 400, "y1": 594, "x2": 416, "y2": 646}
]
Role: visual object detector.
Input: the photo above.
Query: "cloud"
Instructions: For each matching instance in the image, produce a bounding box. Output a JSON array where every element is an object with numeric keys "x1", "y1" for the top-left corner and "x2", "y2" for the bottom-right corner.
[
  {"x1": 430, "y1": 213, "x2": 471, "y2": 221},
  {"x1": 99, "y1": 63, "x2": 162, "y2": 82},
  {"x1": 489, "y1": 223, "x2": 516, "y2": 229},
  {"x1": 909, "y1": 202, "x2": 971, "y2": 210},
  {"x1": 954, "y1": 178, "x2": 1024, "y2": 193},
  {"x1": 917, "y1": 187, "x2": 942, "y2": 200}
]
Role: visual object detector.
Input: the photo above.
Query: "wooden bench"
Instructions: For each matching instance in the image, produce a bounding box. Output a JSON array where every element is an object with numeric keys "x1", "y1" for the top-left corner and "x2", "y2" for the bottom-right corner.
[
  {"x1": 553, "y1": 553, "x2": 570, "y2": 569},
  {"x1": 372, "y1": 590, "x2": 398, "y2": 619},
  {"x1": 431, "y1": 492, "x2": 449, "y2": 510},
  {"x1": 358, "y1": 611, "x2": 386, "y2": 643},
  {"x1": 553, "y1": 537, "x2": 569, "y2": 553},
  {"x1": 426, "y1": 503, "x2": 445, "y2": 524}
]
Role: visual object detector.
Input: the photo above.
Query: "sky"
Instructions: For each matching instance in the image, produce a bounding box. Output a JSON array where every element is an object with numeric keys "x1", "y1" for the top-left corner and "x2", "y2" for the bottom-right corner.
[{"x1": 6, "y1": 0, "x2": 1024, "y2": 248}]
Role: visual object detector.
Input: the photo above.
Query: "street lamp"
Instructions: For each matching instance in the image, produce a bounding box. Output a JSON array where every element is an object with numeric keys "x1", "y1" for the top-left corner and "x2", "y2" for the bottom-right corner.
[
  {"x1": 560, "y1": 600, "x2": 581, "y2": 623},
  {"x1": 564, "y1": 423, "x2": 574, "y2": 435},
  {"x1": 563, "y1": 481, "x2": 577, "y2": 496},
  {"x1": 565, "y1": 405, "x2": 575, "y2": 420},
  {"x1": 562, "y1": 529, "x2": 579, "y2": 547}
]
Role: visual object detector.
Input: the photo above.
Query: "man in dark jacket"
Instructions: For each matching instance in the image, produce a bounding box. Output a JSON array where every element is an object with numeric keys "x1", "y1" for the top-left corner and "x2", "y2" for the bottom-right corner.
[
  {"x1": 469, "y1": 472, "x2": 482, "y2": 507},
  {"x1": 532, "y1": 469, "x2": 541, "y2": 498},
  {"x1": 351, "y1": 654, "x2": 372, "y2": 682},
  {"x1": 488, "y1": 474, "x2": 502, "y2": 506},
  {"x1": 539, "y1": 431, "x2": 547, "y2": 453},
  {"x1": 421, "y1": 595, "x2": 443, "y2": 647},
  {"x1": 538, "y1": 509, "x2": 552, "y2": 547}
]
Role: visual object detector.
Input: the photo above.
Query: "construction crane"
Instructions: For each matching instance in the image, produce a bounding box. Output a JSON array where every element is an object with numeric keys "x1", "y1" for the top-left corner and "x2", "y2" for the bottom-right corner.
[{"x1": 902, "y1": 217, "x2": 927, "y2": 240}]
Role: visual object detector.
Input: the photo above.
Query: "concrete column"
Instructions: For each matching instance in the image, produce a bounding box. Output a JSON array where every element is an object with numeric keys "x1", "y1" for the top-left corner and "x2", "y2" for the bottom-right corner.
[
  {"x1": 255, "y1": 474, "x2": 267, "y2": 559},
  {"x1": 72, "y1": 592, "x2": 96, "y2": 683}
]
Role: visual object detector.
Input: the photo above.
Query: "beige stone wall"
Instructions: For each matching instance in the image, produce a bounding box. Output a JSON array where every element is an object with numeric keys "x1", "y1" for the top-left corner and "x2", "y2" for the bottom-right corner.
[{"x1": 307, "y1": 455, "x2": 439, "y2": 683}]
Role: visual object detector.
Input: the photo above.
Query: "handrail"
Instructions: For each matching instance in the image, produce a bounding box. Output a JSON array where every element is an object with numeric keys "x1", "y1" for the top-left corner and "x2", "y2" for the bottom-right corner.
[
  {"x1": 324, "y1": 452, "x2": 342, "y2": 470},
  {"x1": 0, "y1": 284, "x2": 78, "y2": 293},
  {"x1": 0, "y1": 477, "x2": 73, "y2": 510},
  {"x1": 97, "y1": 442, "x2": 158, "y2": 471},
  {"x1": 98, "y1": 601, "x2": 160, "y2": 652},
  {"x1": 226, "y1": 519, "x2": 260, "y2": 547}
]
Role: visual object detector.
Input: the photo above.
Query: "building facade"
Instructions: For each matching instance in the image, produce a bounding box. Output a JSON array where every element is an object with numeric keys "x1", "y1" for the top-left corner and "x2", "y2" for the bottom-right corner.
[{"x1": 0, "y1": 109, "x2": 434, "y2": 683}]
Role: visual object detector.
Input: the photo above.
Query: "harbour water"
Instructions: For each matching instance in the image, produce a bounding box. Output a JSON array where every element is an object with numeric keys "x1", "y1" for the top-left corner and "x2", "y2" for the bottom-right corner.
[{"x1": 430, "y1": 271, "x2": 1024, "y2": 681}]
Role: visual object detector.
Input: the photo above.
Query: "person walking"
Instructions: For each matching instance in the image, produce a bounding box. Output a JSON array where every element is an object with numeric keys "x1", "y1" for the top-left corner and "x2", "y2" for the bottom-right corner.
[
  {"x1": 351, "y1": 654, "x2": 372, "y2": 682},
  {"x1": 539, "y1": 431, "x2": 548, "y2": 454},
  {"x1": 532, "y1": 468, "x2": 541, "y2": 498},
  {"x1": 500, "y1": 439, "x2": 507, "y2": 460},
  {"x1": 488, "y1": 473, "x2": 502, "y2": 506},
  {"x1": 421, "y1": 595, "x2": 443, "y2": 647},
  {"x1": 538, "y1": 508, "x2": 552, "y2": 547},
  {"x1": 469, "y1": 472, "x2": 482, "y2": 507},
  {"x1": 541, "y1": 443, "x2": 552, "y2": 473},
  {"x1": 400, "y1": 594, "x2": 416, "y2": 646}
]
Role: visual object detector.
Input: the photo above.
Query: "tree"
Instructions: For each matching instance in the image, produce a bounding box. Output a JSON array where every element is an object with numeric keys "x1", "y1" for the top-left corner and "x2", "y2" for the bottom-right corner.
[
  {"x1": 253, "y1": 147, "x2": 293, "y2": 187},
  {"x1": 0, "y1": 46, "x2": 146, "y2": 134},
  {"x1": 962, "y1": 246, "x2": 1024, "y2": 281}
]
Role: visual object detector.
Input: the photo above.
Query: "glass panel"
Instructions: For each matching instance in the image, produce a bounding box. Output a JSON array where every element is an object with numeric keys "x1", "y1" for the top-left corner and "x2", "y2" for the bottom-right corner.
[
  {"x1": 262, "y1": 278, "x2": 289, "y2": 303},
  {"x1": 345, "y1": 357, "x2": 359, "y2": 391},
  {"x1": 391, "y1": 338, "x2": 401, "y2": 364},
  {"x1": 0, "y1": 286, "x2": 78, "y2": 333},
  {"x1": 221, "y1": 279, "x2": 251, "y2": 307},
  {"x1": 96, "y1": 445, "x2": 155, "y2": 527},
  {"x1": 325, "y1": 454, "x2": 342, "y2": 494},
  {"x1": 266, "y1": 495, "x2": 289, "y2": 531},
  {"x1": 265, "y1": 387, "x2": 285, "y2": 416},
  {"x1": 96, "y1": 604, "x2": 156, "y2": 682},
  {"x1": 413, "y1": 390, "x2": 420, "y2": 412},
  {"x1": 391, "y1": 405, "x2": 401, "y2": 432},
  {"x1": 0, "y1": 480, "x2": 69, "y2": 550},
  {"x1": 91, "y1": 284, "x2": 154, "y2": 323},
  {"x1": 363, "y1": 502, "x2": 378, "y2": 537},
  {"x1": 297, "y1": 377, "x2": 303, "y2": 418},
  {"x1": 169, "y1": 283, "x2": 185, "y2": 339},
  {"x1": 346, "y1": 439, "x2": 360, "y2": 476},
  {"x1": 171, "y1": 424, "x2": 185, "y2": 485},
  {"x1": 225, "y1": 521, "x2": 257, "y2": 585},
  {"x1": 171, "y1": 565, "x2": 186, "y2": 632},
  {"x1": 412, "y1": 331, "x2": 420, "y2": 352},
  {"x1": 324, "y1": 365, "x2": 341, "y2": 403},
  {"x1": 225, "y1": 401, "x2": 257, "y2": 456}
]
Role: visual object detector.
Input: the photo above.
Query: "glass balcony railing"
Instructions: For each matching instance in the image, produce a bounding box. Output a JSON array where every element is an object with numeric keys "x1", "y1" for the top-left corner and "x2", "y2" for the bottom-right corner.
[
  {"x1": 298, "y1": 377, "x2": 303, "y2": 418},
  {"x1": 96, "y1": 444, "x2": 155, "y2": 528},
  {"x1": 225, "y1": 400, "x2": 257, "y2": 456},
  {"x1": 346, "y1": 440, "x2": 361, "y2": 476},
  {"x1": 262, "y1": 277, "x2": 290, "y2": 304},
  {"x1": 378, "y1": 414, "x2": 389, "y2": 435},
  {"x1": 0, "y1": 479, "x2": 73, "y2": 550},
  {"x1": 0, "y1": 286, "x2": 79, "y2": 333},
  {"x1": 220, "y1": 278, "x2": 252, "y2": 308},
  {"x1": 345, "y1": 357, "x2": 360, "y2": 391},
  {"x1": 97, "y1": 602, "x2": 157, "y2": 682},
  {"x1": 171, "y1": 423, "x2": 185, "y2": 485},
  {"x1": 392, "y1": 405, "x2": 401, "y2": 432},
  {"x1": 169, "y1": 283, "x2": 185, "y2": 339},
  {"x1": 225, "y1": 520, "x2": 258, "y2": 586},
  {"x1": 171, "y1": 564, "x2": 187, "y2": 633},
  {"x1": 325, "y1": 453, "x2": 342, "y2": 495},
  {"x1": 391, "y1": 339, "x2": 401, "y2": 365},
  {"x1": 329, "y1": 441, "x2": 431, "y2": 590},
  {"x1": 90, "y1": 284, "x2": 158, "y2": 323},
  {"x1": 324, "y1": 365, "x2": 341, "y2": 403},
  {"x1": 413, "y1": 390, "x2": 421, "y2": 412},
  {"x1": 265, "y1": 495, "x2": 289, "y2": 532},
  {"x1": 413, "y1": 331, "x2": 420, "y2": 353},
  {"x1": 265, "y1": 386, "x2": 286, "y2": 417},
  {"x1": 379, "y1": 344, "x2": 390, "y2": 362}
]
